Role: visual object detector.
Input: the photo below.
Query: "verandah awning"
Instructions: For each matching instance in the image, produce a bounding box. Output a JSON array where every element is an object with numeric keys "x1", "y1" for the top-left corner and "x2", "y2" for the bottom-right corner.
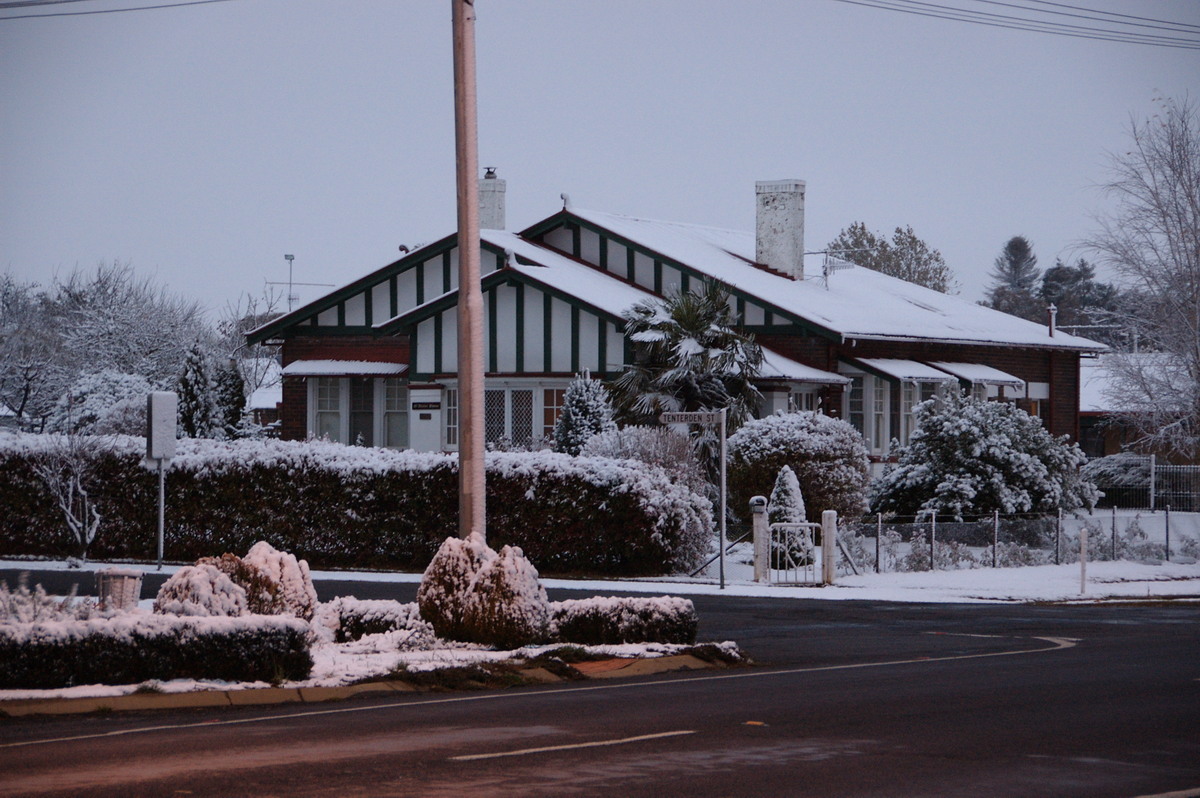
[
  {"x1": 844, "y1": 358, "x2": 959, "y2": 383},
  {"x1": 281, "y1": 360, "x2": 408, "y2": 377},
  {"x1": 927, "y1": 361, "x2": 1025, "y2": 390}
]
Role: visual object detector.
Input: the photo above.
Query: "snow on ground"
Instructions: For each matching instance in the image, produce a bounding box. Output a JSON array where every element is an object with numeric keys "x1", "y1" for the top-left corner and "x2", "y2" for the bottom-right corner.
[{"x1": 3, "y1": 552, "x2": 1197, "y2": 703}]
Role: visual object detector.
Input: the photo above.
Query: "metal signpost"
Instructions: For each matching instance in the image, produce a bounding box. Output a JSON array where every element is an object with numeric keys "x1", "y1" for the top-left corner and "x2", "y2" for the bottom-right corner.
[
  {"x1": 146, "y1": 392, "x2": 177, "y2": 570},
  {"x1": 660, "y1": 409, "x2": 728, "y2": 589}
]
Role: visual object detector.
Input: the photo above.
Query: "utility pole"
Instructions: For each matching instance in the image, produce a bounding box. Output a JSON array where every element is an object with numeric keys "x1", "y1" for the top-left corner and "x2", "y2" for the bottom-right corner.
[{"x1": 452, "y1": 0, "x2": 485, "y2": 541}]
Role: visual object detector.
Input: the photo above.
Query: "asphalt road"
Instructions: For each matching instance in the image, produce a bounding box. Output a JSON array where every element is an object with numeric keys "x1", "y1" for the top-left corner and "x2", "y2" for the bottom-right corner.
[{"x1": 1, "y1": 570, "x2": 1198, "y2": 797}]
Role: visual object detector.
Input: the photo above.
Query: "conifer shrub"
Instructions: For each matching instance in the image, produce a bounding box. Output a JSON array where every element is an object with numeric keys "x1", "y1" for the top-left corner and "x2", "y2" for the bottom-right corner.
[
  {"x1": 153, "y1": 564, "x2": 248, "y2": 617},
  {"x1": 416, "y1": 533, "x2": 496, "y2": 640},
  {"x1": 768, "y1": 464, "x2": 812, "y2": 568},
  {"x1": 459, "y1": 545, "x2": 551, "y2": 649},
  {"x1": 0, "y1": 615, "x2": 311, "y2": 689},
  {"x1": 551, "y1": 596, "x2": 698, "y2": 645},
  {"x1": 196, "y1": 553, "x2": 282, "y2": 615},
  {"x1": 243, "y1": 541, "x2": 319, "y2": 620},
  {"x1": 728, "y1": 412, "x2": 870, "y2": 523}
]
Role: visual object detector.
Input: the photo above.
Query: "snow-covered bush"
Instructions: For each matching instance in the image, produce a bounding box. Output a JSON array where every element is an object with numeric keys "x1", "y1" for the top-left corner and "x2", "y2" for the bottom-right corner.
[
  {"x1": 0, "y1": 575, "x2": 98, "y2": 622},
  {"x1": 1181, "y1": 535, "x2": 1200, "y2": 560},
  {"x1": 899, "y1": 531, "x2": 978, "y2": 572},
  {"x1": 46, "y1": 370, "x2": 153, "y2": 436},
  {"x1": 243, "y1": 541, "x2": 319, "y2": 621},
  {"x1": 196, "y1": 553, "x2": 282, "y2": 615},
  {"x1": 728, "y1": 411, "x2": 870, "y2": 522},
  {"x1": 982, "y1": 540, "x2": 1049, "y2": 568},
  {"x1": 768, "y1": 465, "x2": 811, "y2": 569},
  {"x1": 460, "y1": 545, "x2": 551, "y2": 649},
  {"x1": 0, "y1": 433, "x2": 711, "y2": 576},
  {"x1": 153, "y1": 564, "x2": 248, "y2": 617},
  {"x1": 871, "y1": 393, "x2": 1098, "y2": 519},
  {"x1": 0, "y1": 614, "x2": 311, "y2": 689},
  {"x1": 553, "y1": 370, "x2": 617, "y2": 456},
  {"x1": 28, "y1": 433, "x2": 110, "y2": 560},
  {"x1": 314, "y1": 598, "x2": 435, "y2": 645},
  {"x1": 177, "y1": 342, "x2": 223, "y2": 439},
  {"x1": 838, "y1": 532, "x2": 875, "y2": 574},
  {"x1": 581, "y1": 425, "x2": 708, "y2": 496},
  {"x1": 551, "y1": 596, "x2": 698, "y2": 645},
  {"x1": 416, "y1": 532, "x2": 496, "y2": 641}
]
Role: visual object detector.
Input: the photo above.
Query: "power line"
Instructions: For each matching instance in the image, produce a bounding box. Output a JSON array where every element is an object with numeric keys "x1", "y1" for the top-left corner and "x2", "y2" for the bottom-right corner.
[
  {"x1": 970, "y1": 0, "x2": 1200, "y2": 35},
  {"x1": 0, "y1": 0, "x2": 236, "y2": 20},
  {"x1": 1021, "y1": 0, "x2": 1200, "y2": 31},
  {"x1": 831, "y1": 0, "x2": 1200, "y2": 49}
]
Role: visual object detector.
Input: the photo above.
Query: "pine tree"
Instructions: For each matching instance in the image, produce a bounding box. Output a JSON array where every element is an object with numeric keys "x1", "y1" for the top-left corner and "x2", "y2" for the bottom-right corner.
[
  {"x1": 768, "y1": 465, "x2": 809, "y2": 569},
  {"x1": 827, "y1": 222, "x2": 956, "y2": 292},
  {"x1": 553, "y1": 370, "x2": 617, "y2": 455},
  {"x1": 985, "y1": 236, "x2": 1043, "y2": 321},
  {"x1": 213, "y1": 360, "x2": 246, "y2": 437},
  {"x1": 177, "y1": 342, "x2": 221, "y2": 438}
]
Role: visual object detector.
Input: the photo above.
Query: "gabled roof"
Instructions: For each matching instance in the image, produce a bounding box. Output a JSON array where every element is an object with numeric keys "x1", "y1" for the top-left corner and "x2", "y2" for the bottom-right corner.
[{"x1": 548, "y1": 207, "x2": 1106, "y2": 352}]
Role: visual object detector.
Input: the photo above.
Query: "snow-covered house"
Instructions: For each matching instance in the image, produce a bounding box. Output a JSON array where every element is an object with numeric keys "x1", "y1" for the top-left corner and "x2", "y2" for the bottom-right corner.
[{"x1": 246, "y1": 176, "x2": 1105, "y2": 463}]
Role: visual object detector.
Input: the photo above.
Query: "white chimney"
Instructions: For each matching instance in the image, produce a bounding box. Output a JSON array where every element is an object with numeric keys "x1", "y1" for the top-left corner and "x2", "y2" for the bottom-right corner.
[
  {"x1": 755, "y1": 179, "x2": 806, "y2": 280},
  {"x1": 479, "y1": 167, "x2": 506, "y2": 230}
]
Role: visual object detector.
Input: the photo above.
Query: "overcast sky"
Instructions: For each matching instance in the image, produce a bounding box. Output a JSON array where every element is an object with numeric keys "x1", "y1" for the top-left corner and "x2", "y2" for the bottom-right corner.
[{"x1": 2, "y1": 0, "x2": 1197, "y2": 318}]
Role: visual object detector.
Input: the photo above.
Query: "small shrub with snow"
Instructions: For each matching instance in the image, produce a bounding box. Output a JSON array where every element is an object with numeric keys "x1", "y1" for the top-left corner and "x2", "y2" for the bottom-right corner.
[
  {"x1": 316, "y1": 597, "x2": 434, "y2": 644},
  {"x1": 899, "y1": 531, "x2": 978, "y2": 572},
  {"x1": 768, "y1": 465, "x2": 811, "y2": 569},
  {"x1": 417, "y1": 532, "x2": 497, "y2": 641},
  {"x1": 553, "y1": 370, "x2": 617, "y2": 456},
  {"x1": 838, "y1": 532, "x2": 875, "y2": 574},
  {"x1": 871, "y1": 392, "x2": 1098, "y2": 519},
  {"x1": 243, "y1": 541, "x2": 319, "y2": 620},
  {"x1": 551, "y1": 596, "x2": 698, "y2": 645},
  {"x1": 728, "y1": 411, "x2": 870, "y2": 522},
  {"x1": 982, "y1": 540, "x2": 1049, "y2": 568},
  {"x1": 153, "y1": 564, "x2": 248, "y2": 617},
  {"x1": 460, "y1": 545, "x2": 551, "y2": 649},
  {"x1": 196, "y1": 553, "x2": 282, "y2": 615},
  {"x1": 581, "y1": 425, "x2": 708, "y2": 497},
  {"x1": 0, "y1": 575, "x2": 98, "y2": 623}
]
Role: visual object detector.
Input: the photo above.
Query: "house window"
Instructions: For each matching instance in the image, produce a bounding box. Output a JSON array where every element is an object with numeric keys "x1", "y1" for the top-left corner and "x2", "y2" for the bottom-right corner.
[
  {"x1": 845, "y1": 374, "x2": 892, "y2": 454},
  {"x1": 871, "y1": 376, "x2": 888, "y2": 451},
  {"x1": 848, "y1": 376, "x2": 864, "y2": 436},
  {"x1": 308, "y1": 376, "x2": 409, "y2": 448},
  {"x1": 898, "y1": 379, "x2": 950, "y2": 446},
  {"x1": 445, "y1": 388, "x2": 459, "y2": 447},
  {"x1": 383, "y1": 378, "x2": 408, "y2": 449},
  {"x1": 543, "y1": 388, "x2": 566, "y2": 438},
  {"x1": 789, "y1": 391, "x2": 819, "y2": 413}
]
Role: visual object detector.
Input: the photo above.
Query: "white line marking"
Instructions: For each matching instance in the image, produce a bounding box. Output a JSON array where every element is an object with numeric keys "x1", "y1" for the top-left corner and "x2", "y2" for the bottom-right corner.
[
  {"x1": 449, "y1": 730, "x2": 695, "y2": 761},
  {"x1": 0, "y1": 635, "x2": 1077, "y2": 750},
  {"x1": 1130, "y1": 788, "x2": 1200, "y2": 798}
]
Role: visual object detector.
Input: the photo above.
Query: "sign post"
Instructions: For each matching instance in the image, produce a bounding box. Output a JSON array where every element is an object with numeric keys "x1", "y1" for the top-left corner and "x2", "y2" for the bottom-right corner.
[
  {"x1": 146, "y1": 392, "x2": 177, "y2": 571},
  {"x1": 660, "y1": 409, "x2": 729, "y2": 589}
]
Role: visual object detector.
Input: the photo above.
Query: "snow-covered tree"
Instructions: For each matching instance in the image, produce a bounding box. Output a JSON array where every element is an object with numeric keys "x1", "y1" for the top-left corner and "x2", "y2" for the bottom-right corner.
[
  {"x1": 213, "y1": 359, "x2": 247, "y2": 437},
  {"x1": 728, "y1": 411, "x2": 869, "y2": 522},
  {"x1": 612, "y1": 280, "x2": 763, "y2": 467},
  {"x1": 178, "y1": 343, "x2": 223, "y2": 439},
  {"x1": 553, "y1": 370, "x2": 617, "y2": 455},
  {"x1": 870, "y1": 392, "x2": 1098, "y2": 518},
  {"x1": 984, "y1": 236, "x2": 1042, "y2": 321},
  {"x1": 45, "y1": 370, "x2": 152, "y2": 435},
  {"x1": 768, "y1": 465, "x2": 810, "y2": 569},
  {"x1": 0, "y1": 276, "x2": 68, "y2": 431},
  {"x1": 581, "y1": 425, "x2": 708, "y2": 496},
  {"x1": 1087, "y1": 97, "x2": 1200, "y2": 458},
  {"x1": 29, "y1": 433, "x2": 111, "y2": 560},
  {"x1": 827, "y1": 222, "x2": 956, "y2": 293}
]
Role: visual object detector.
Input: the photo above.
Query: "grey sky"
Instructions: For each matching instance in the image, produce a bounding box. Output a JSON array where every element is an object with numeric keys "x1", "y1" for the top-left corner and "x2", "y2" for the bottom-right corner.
[{"x1": 2, "y1": 0, "x2": 1197, "y2": 318}]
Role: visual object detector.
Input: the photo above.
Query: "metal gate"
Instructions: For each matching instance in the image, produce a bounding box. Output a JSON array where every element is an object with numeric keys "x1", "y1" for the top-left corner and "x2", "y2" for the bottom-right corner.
[{"x1": 767, "y1": 522, "x2": 823, "y2": 585}]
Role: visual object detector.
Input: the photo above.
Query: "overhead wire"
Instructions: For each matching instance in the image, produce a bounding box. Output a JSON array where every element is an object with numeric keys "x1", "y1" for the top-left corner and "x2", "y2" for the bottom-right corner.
[{"x1": 0, "y1": 0, "x2": 236, "y2": 19}]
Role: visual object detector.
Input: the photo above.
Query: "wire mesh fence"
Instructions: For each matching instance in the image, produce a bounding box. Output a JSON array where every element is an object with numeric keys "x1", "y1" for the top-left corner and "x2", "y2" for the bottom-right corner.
[
  {"x1": 839, "y1": 510, "x2": 1199, "y2": 575},
  {"x1": 1088, "y1": 455, "x2": 1200, "y2": 511}
]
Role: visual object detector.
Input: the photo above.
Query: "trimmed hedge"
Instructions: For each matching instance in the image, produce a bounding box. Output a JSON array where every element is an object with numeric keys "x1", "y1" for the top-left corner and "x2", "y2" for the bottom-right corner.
[
  {"x1": 551, "y1": 596, "x2": 698, "y2": 645},
  {"x1": 316, "y1": 597, "x2": 431, "y2": 643},
  {"x1": 0, "y1": 434, "x2": 711, "y2": 576},
  {"x1": 0, "y1": 614, "x2": 312, "y2": 689}
]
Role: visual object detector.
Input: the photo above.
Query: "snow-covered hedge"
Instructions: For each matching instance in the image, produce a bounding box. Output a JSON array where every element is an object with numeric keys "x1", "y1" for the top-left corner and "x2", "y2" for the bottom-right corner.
[
  {"x1": 728, "y1": 412, "x2": 870, "y2": 521},
  {"x1": 0, "y1": 433, "x2": 711, "y2": 575},
  {"x1": 0, "y1": 614, "x2": 312, "y2": 689},
  {"x1": 551, "y1": 596, "x2": 698, "y2": 645},
  {"x1": 314, "y1": 597, "x2": 434, "y2": 644}
]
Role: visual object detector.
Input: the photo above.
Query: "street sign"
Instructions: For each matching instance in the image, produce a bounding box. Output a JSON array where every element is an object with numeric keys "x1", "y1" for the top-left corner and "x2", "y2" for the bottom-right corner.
[{"x1": 659, "y1": 411, "x2": 725, "y2": 424}]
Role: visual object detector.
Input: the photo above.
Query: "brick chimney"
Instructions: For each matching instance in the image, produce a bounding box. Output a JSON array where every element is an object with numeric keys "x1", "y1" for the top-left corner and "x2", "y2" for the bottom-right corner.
[
  {"x1": 479, "y1": 167, "x2": 506, "y2": 230},
  {"x1": 755, "y1": 179, "x2": 806, "y2": 280}
]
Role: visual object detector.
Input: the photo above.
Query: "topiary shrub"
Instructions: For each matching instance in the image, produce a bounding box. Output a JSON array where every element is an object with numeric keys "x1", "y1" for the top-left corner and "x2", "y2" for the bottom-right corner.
[
  {"x1": 196, "y1": 553, "x2": 282, "y2": 615},
  {"x1": 728, "y1": 412, "x2": 870, "y2": 522},
  {"x1": 243, "y1": 541, "x2": 319, "y2": 621},
  {"x1": 153, "y1": 564, "x2": 248, "y2": 617},
  {"x1": 460, "y1": 545, "x2": 551, "y2": 649},
  {"x1": 315, "y1": 597, "x2": 434, "y2": 643},
  {"x1": 416, "y1": 532, "x2": 496, "y2": 641},
  {"x1": 551, "y1": 596, "x2": 698, "y2": 645},
  {"x1": 768, "y1": 465, "x2": 811, "y2": 568}
]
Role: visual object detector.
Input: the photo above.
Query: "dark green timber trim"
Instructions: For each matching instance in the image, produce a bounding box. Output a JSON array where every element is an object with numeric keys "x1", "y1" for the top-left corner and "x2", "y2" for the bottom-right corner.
[
  {"x1": 415, "y1": 265, "x2": 425, "y2": 305},
  {"x1": 488, "y1": 289, "x2": 499, "y2": 372},
  {"x1": 543, "y1": 293, "x2": 553, "y2": 372},
  {"x1": 680, "y1": 272, "x2": 690, "y2": 294},
  {"x1": 599, "y1": 237, "x2": 608, "y2": 271},
  {"x1": 337, "y1": 303, "x2": 346, "y2": 326},
  {"x1": 654, "y1": 261, "x2": 663, "y2": 294},
  {"x1": 434, "y1": 313, "x2": 443, "y2": 374},
  {"x1": 572, "y1": 225, "x2": 582, "y2": 258},
  {"x1": 443, "y1": 251, "x2": 452, "y2": 294},
  {"x1": 364, "y1": 290, "x2": 372, "y2": 327},
  {"x1": 390, "y1": 276, "x2": 398, "y2": 318},
  {"x1": 597, "y1": 317, "x2": 607, "y2": 373},
  {"x1": 626, "y1": 248, "x2": 636, "y2": 282}
]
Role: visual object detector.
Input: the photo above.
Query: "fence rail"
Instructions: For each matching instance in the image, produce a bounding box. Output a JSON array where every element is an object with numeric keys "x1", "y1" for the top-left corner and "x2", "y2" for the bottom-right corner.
[{"x1": 1088, "y1": 455, "x2": 1200, "y2": 511}]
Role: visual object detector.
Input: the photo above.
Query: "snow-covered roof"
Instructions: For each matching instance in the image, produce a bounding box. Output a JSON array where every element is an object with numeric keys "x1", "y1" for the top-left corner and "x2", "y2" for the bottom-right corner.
[
  {"x1": 847, "y1": 358, "x2": 959, "y2": 383},
  {"x1": 758, "y1": 348, "x2": 849, "y2": 384},
  {"x1": 481, "y1": 230, "x2": 656, "y2": 317},
  {"x1": 566, "y1": 207, "x2": 1107, "y2": 352},
  {"x1": 281, "y1": 360, "x2": 408, "y2": 377},
  {"x1": 928, "y1": 361, "x2": 1025, "y2": 388},
  {"x1": 248, "y1": 384, "x2": 282, "y2": 410}
]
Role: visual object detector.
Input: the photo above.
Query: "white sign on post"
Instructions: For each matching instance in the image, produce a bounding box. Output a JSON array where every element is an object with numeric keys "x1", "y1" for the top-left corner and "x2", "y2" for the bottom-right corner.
[
  {"x1": 659, "y1": 411, "x2": 725, "y2": 425},
  {"x1": 146, "y1": 392, "x2": 177, "y2": 570}
]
